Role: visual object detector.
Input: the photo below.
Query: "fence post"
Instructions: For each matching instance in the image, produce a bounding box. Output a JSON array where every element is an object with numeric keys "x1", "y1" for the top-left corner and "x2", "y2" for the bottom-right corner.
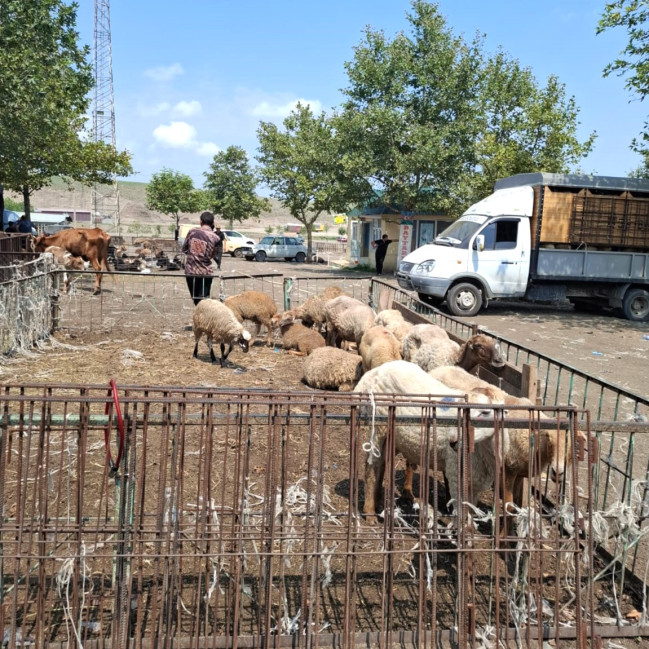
[{"x1": 284, "y1": 277, "x2": 293, "y2": 311}]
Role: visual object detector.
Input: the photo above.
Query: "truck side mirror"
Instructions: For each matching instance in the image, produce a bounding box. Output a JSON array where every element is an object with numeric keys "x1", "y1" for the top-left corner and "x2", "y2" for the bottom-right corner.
[{"x1": 474, "y1": 234, "x2": 485, "y2": 252}]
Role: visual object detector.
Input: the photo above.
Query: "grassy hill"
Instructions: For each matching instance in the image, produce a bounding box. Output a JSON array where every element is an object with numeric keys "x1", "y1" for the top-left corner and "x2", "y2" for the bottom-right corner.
[{"x1": 9, "y1": 178, "x2": 338, "y2": 237}]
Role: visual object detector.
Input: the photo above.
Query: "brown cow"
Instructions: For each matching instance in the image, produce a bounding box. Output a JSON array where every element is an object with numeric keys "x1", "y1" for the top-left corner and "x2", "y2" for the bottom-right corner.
[{"x1": 33, "y1": 228, "x2": 111, "y2": 295}]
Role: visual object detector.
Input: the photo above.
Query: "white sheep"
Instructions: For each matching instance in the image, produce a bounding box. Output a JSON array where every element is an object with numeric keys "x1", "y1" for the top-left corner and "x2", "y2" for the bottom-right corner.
[
  {"x1": 353, "y1": 360, "x2": 506, "y2": 517},
  {"x1": 224, "y1": 290, "x2": 278, "y2": 347},
  {"x1": 373, "y1": 309, "x2": 413, "y2": 343},
  {"x1": 324, "y1": 295, "x2": 375, "y2": 347},
  {"x1": 358, "y1": 325, "x2": 402, "y2": 372},
  {"x1": 403, "y1": 329, "x2": 505, "y2": 373},
  {"x1": 302, "y1": 346, "x2": 363, "y2": 391},
  {"x1": 192, "y1": 299, "x2": 252, "y2": 367}
]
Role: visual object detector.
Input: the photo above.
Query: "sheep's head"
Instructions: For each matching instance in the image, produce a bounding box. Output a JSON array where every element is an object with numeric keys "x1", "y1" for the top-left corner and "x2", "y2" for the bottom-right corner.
[
  {"x1": 238, "y1": 330, "x2": 252, "y2": 353},
  {"x1": 462, "y1": 334, "x2": 505, "y2": 370},
  {"x1": 271, "y1": 310, "x2": 299, "y2": 330}
]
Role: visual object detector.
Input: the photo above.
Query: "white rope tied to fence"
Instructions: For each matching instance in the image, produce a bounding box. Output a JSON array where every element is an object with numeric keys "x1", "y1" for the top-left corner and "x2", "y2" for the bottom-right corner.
[
  {"x1": 362, "y1": 391, "x2": 381, "y2": 465},
  {"x1": 56, "y1": 541, "x2": 88, "y2": 649}
]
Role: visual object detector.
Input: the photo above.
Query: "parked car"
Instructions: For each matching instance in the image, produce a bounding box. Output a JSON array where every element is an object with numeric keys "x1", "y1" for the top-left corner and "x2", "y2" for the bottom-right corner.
[
  {"x1": 337, "y1": 236, "x2": 348, "y2": 243},
  {"x1": 244, "y1": 235, "x2": 308, "y2": 263},
  {"x1": 222, "y1": 230, "x2": 256, "y2": 257}
]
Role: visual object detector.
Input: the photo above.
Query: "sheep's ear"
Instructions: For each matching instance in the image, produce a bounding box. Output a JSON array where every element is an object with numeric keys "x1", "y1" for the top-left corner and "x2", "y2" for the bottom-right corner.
[{"x1": 242, "y1": 331, "x2": 252, "y2": 341}]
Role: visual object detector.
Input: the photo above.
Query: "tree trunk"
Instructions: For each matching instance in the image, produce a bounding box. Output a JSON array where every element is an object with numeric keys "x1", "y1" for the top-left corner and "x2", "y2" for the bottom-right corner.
[
  {"x1": 306, "y1": 227, "x2": 313, "y2": 260},
  {"x1": 22, "y1": 186, "x2": 31, "y2": 218}
]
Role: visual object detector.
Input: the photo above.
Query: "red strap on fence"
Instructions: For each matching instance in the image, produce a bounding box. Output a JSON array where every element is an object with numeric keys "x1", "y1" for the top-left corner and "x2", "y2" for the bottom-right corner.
[{"x1": 104, "y1": 379, "x2": 125, "y2": 477}]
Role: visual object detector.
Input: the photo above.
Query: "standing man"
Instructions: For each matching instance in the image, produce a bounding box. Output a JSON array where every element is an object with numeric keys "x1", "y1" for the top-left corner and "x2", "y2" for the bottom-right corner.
[
  {"x1": 182, "y1": 211, "x2": 221, "y2": 305},
  {"x1": 371, "y1": 233, "x2": 395, "y2": 275},
  {"x1": 213, "y1": 224, "x2": 226, "y2": 271}
]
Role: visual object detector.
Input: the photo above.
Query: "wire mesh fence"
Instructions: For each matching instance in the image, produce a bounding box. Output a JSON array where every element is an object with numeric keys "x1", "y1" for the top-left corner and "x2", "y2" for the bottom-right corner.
[{"x1": 0, "y1": 385, "x2": 603, "y2": 648}]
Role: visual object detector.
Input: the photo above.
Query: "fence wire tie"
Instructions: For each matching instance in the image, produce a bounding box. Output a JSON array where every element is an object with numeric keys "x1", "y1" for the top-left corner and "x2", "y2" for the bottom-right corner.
[{"x1": 362, "y1": 391, "x2": 380, "y2": 465}]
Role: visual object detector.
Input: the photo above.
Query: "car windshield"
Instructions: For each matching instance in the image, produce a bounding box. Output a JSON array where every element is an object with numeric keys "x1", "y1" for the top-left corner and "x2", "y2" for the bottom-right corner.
[
  {"x1": 260, "y1": 236, "x2": 274, "y2": 245},
  {"x1": 224, "y1": 231, "x2": 241, "y2": 238},
  {"x1": 434, "y1": 217, "x2": 486, "y2": 248}
]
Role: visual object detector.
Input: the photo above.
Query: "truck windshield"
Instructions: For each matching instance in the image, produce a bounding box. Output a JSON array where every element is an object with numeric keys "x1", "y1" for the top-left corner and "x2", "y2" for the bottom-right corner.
[{"x1": 434, "y1": 217, "x2": 485, "y2": 248}]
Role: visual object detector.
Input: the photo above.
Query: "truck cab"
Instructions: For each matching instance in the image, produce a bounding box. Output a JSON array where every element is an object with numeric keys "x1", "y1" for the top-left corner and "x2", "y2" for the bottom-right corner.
[{"x1": 397, "y1": 185, "x2": 533, "y2": 316}]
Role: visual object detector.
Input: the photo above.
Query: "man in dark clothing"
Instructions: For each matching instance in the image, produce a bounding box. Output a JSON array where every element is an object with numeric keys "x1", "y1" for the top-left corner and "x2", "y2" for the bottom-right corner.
[
  {"x1": 213, "y1": 225, "x2": 226, "y2": 270},
  {"x1": 182, "y1": 211, "x2": 221, "y2": 305},
  {"x1": 371, "y1": 234, "x2": 394, "y2": 275},
  {"x1": 5, "y1": 221, "x2": 18, "y2": 233},
  {"x1": 17, "y1": 214, "x2": 34, "y2": 234}
]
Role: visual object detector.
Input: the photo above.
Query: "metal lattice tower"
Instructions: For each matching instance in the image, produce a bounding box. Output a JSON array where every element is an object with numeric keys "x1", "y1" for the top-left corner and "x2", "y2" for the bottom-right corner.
[{"x1": 93, "y1": 0, "x2": 120, "y2": 233}]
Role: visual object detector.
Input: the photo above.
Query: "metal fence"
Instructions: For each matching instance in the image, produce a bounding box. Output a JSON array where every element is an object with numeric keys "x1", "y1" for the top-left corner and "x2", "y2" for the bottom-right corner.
[
  {"x1": 0, "y1": 384, "x2": 599, "y2": 648},
  {"x1": 2, "y1": 265, "x2": 649, "y2": 645},
  {"x1": 370, "y1": 278, "x2": 649, "y2": 614}
]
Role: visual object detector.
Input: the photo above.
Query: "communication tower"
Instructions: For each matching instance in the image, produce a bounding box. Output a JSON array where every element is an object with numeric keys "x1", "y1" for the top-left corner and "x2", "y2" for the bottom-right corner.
[{"x1": 92, "y1": 0, "x2": 120, "y2": 233}]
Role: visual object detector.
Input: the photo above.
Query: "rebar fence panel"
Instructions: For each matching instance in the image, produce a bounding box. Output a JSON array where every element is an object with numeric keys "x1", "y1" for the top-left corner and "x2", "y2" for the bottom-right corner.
[
  {"x1": 0, "y1": 385, "x2": 602, "y2": 648},
  {"x1": 371, "y1": 280, "x2": 649, "y2": 619},
  {"x1": 283, "y1": 275, "x2": 373, "y2": 311}
]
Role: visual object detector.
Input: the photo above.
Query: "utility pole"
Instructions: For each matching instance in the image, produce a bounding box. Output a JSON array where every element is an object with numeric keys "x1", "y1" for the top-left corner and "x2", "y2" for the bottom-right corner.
[{"x1": 93, "y1": 0, "x2": 120, "y2": 234}]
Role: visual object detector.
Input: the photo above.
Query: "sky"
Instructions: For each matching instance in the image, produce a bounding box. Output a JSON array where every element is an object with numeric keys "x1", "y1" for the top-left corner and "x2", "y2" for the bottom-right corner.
[{"x1": 73, "y1": 1, "x2": 647, "y2": 189}]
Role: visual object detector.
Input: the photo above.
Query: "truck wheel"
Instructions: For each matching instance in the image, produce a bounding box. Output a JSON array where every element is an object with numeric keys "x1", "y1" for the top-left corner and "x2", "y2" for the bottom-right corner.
[
  {"x1": 622, "y1": 288, "x2": 649, "y2": 322},
  {"x1": 446, "y1": 283, "x2": 482, "y2": 318}
]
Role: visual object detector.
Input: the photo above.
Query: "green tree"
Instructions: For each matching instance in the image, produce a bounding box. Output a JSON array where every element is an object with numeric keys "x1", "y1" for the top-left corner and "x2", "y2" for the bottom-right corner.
[
  {"x1": 0, "y1": 0, "x2": 132, "y2": 216},
  {"x1": 257, "y1": 103, "x2": 351, "y2": 257},
  {"x1": 146, "y1": 168, "x2": 204, "y2": 240},
  {"x1": 265, "y1": 225, "x2": 274, "y2": 234},
  {"x1": 598, "y1": 0, "x2": 649, "y2": 171},
  {"x1": 203, "y1": 146, "x2": 270, "y2": 229},
  {"x1": 470, "y1": 51, "x2": 595, "y2": 200},
  {"x1": 335, "y1": 1, "x2": 593, "y2": 216},
  {"x1": 338, "y1": 226, "x2": 347, "y2": 236}
]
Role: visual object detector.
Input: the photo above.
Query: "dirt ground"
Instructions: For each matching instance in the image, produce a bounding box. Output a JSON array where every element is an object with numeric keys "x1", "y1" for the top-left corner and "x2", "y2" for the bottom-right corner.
[
  {"x1": 1, "y1": 260, "x2": 648, "y2": 644},
  {"x1": 1, "y1": 256, "x2": 647, "y2": 397}
]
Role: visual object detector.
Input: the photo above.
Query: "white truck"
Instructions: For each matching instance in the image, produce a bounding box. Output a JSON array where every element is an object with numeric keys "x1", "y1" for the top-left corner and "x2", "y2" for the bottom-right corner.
[{"x1": 396, "y1": 173, "x2": 649, "y2": 322}]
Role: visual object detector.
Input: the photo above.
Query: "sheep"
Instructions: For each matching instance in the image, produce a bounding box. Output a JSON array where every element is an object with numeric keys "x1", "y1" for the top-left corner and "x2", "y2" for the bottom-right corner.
[
  {"x1": 428, "y1": 364, "x2": 579, "y2": 537},
  {"x1": 44, "y1": 245, "x2": 87, "y2": 293},
  {"x1": 353, "y1": 360, "x2": 506, "y2": 517},
  {"x1": 358, "y1": 325, "x2": 402, "y2": 372},
  {"x1": 373, "y1": 309, "x2": 413, "y2": 343},
  {"x1": 324, "y1": 295, "x2": 375, "y2": 348},
  {"x1": 224, "y1": 290, "x2": 278, "y2": 347},
  {"x1": 292, "y1": 285, "x2": 345, "y2": 331},
  {"x1": 270, "y1": 310, "x2": 326, "y2": 356},
  {"x1": 303, "y1": 346, "x2": 364, "y2": 391},
  {"x1": 403, "y1": 329, "x2": 505, "y2": 373},
  {"x1": 192, "y1": 299, "x2": 252, "y2": 367}
]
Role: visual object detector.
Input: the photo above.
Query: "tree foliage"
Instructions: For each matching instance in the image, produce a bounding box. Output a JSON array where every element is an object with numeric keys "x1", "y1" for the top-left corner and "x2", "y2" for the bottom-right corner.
[
  {"x1": 256, "y1": 103, "x2": 351, "y2": 256},
  {"x1": 0, "y1": 0, "x2": 132, "y2": 216},
  {"x1": 145, "y1": 168, "x2": 204, "y2": 239},
  {"x1": 598, "y1": 0, "x2": 649, "y2": 171},
  {"x1": 335, "y1": 1, "x2": 594, "y2": 217},
  {"x1": 203, "y1": 146, "x2": 270, "y2": 229}
]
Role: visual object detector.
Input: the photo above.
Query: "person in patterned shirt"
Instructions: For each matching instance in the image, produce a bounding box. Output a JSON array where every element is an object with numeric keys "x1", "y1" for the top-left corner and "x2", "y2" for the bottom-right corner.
[{"x1": 182, "y1": 211, "x2": 222, "y2": 305}]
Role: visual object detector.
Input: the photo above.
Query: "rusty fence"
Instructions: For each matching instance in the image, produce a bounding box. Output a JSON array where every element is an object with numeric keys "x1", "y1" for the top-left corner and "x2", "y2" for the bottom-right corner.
[
  {"x1": 371, "y1": 278, "x2": 649, "y2": 616},
  {"x1": 0, "y1": 384, "x2": 603, "y2": 648}
]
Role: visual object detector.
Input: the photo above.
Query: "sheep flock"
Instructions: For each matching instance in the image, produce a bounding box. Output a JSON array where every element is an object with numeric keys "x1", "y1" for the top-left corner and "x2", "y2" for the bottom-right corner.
[{"x1": 191, "y1": 286, "x2": 575, "y2": 534}]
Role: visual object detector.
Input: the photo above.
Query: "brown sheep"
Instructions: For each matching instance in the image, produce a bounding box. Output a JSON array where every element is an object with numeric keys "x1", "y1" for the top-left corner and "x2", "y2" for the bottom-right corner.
[
  {"x1": 224, "y1": 290, "x2": 278, "y2": 347},
  {"x1": 270, "y1": 310, "x2": 326, "y2": 356},
  {"x1": 358, "y1": 325, "x2": 402, "y2": 372}
]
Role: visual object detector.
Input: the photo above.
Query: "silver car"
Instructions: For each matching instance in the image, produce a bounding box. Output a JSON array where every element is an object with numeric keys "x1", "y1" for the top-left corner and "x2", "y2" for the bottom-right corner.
[{"x1": 245, "y1": 236, "x2": 308, "y2": 262}]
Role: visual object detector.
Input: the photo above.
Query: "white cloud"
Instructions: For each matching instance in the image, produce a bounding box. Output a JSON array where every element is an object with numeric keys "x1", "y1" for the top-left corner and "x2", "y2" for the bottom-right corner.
[
  {"x1": 144, "y1": 63, "x2": 184, "y2": 82},
  {"x1": 249, "y1": 97, "x2": 323, "y2": 118},
  {"x1": 137, "y1": 101, "x2": 171, "y2": 117},
  {"x1": 152, "y1": 121, "x2": 219, "y2": 158},
  {"x1": 153, "y1": 121, "x2": 197, "y2": 148},
  {"x1": 172, "y1": 100, "x2": 202, "y2": 117},
  {"x1": 196, "y1": 142, "x2": 220, "y2": 156}
]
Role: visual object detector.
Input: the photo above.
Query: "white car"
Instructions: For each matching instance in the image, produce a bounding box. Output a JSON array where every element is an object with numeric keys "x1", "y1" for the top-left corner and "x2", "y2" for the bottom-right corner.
[
  {"x1": 222, "y1": 230, "x2": 256, "y2": 257},
  {"x1": 244, "y1": 235, "x2": 308, "y2": 263}
]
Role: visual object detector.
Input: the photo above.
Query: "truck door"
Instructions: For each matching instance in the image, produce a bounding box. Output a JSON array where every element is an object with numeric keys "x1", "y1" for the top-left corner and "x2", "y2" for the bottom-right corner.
[{"x1": 471, "y1": 218, "x2": 529, "y2": 296}]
